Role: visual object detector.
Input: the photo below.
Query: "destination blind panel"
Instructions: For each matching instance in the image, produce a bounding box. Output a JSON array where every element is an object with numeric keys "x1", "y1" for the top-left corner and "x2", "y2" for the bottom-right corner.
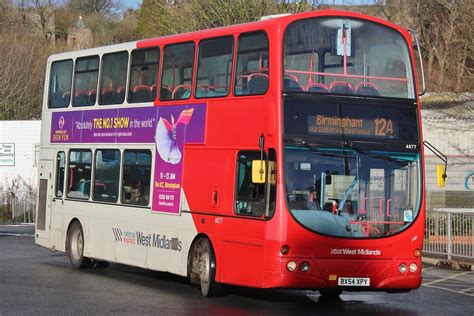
[{"x1": 284, "y1": 98, "x2": 419, "y2": 143}]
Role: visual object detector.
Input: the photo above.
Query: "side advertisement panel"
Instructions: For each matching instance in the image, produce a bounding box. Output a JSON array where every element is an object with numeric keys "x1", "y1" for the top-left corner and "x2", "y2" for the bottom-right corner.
[{"x1": 50, "y1": 104, "x2": 206, "y2": 215}]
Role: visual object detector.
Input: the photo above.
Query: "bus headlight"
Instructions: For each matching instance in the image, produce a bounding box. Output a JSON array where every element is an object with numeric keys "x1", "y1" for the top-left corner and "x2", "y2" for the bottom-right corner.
[
  {"x1": 399, "y1": 263, "x2": 407, "y2": 273},
  {"x1": 287, "y1": 261, "x2": 297, "y2": 272},
  {"x1": 409, "y1": 263, "x2": 418, "y2": 273}
]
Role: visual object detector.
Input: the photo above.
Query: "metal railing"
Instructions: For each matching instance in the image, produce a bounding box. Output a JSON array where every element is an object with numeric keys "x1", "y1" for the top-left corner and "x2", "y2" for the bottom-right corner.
[{"x1": 424, "y1": 208, "x2": 474, "y2": 262}]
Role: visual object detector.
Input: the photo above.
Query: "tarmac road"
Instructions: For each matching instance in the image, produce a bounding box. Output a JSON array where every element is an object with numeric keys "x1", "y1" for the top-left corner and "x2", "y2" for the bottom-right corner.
[{"x1": 1, "y1": 224, "x2": 473, "y2": 315}]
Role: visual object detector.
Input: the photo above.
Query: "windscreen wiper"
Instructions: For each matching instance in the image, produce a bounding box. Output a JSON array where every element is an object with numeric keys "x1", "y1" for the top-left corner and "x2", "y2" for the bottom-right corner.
[
  {"x1": 284, "y1": 137, "x2": 352, "y2": 158},
  {"x1": 341, "y1": 141, "x2": 412, "y2": 163}
]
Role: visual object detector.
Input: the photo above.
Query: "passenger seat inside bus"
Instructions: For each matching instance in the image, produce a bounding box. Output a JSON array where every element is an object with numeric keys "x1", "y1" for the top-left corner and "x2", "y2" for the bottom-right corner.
[
  {"x1": 329, "y1": 81, "x2": 354, "y2": 95},
  {"x1": 160, "y1": 86, "x2": 172, "y2": 100},
  {"x1": 355, "y1": 82, "x2": 380, "y2": 96},
  {"x1": 130, "y1": 85, "x2": 151, "y2": 102},
  {"x1": 172, "y1": 85, "x2": 191, "y2": 99},
  {"x1": 284, "y1": 74, "x2": 302, "y2": 92},
  {"x1": 101, "y1": 87, "x2": 117, "y2": 104},
  {"x1": 248, "y1": 73, "x2": 269, "y2": 94},
  {"x1": 306, "y1": 83, "x2": 328, "y2": 93}
]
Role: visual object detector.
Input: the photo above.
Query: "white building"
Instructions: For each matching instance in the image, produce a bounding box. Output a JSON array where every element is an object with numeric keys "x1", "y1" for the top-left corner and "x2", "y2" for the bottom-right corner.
[
  {"x1": 422, "y1": 99, "x2": 474, "y2": 192},
  {"x1": 0, "y1": 121, "x2": 41, "y2": 189}
]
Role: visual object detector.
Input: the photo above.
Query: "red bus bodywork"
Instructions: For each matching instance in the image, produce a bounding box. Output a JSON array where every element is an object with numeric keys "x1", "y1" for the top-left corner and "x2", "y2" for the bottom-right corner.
[{"x1": 137, "y1": 10, "x2": 425, "y2": 292}]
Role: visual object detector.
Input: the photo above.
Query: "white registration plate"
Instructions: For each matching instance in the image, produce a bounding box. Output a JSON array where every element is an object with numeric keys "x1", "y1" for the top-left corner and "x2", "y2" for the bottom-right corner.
[{"x1": 338, "y1": 277, "x2": 370, "y2": 286}]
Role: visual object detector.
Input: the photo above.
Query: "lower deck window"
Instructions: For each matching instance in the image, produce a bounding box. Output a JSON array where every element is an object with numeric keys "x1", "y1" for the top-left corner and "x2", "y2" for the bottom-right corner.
[
  {"x1": 67, "y1": 150, "x2": 92, "y2": 199},
  {"x1": 93, "y1": 149, "x2": 120, "y2": 202},
  {"x1": 122, "y1": 150, "x2": 152, "y2": 206}
]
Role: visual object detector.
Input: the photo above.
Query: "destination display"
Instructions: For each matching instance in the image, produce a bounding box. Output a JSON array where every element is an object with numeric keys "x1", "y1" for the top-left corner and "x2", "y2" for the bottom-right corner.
[
  {"x1": 307, "y1": 115, "x2": 398, "y2": 139},
  {"x1": 284, "y1": 99, "x2": 419, "y2": 144}
]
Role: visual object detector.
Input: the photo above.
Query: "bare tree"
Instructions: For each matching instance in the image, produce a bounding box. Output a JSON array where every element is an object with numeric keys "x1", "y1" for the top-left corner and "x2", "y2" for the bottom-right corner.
[
  {"x1": 414, "y1": 0, "x2": 473, "y2": 92},
  {"x1": 67, "y1": 0, "x2": 122, "y2": 16}
]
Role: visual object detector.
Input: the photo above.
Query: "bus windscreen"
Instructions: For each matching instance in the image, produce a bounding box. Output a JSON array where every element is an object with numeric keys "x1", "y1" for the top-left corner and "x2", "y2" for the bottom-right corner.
[{"x1": 284, "y1": 17, "x2": 414, "y2": 99}]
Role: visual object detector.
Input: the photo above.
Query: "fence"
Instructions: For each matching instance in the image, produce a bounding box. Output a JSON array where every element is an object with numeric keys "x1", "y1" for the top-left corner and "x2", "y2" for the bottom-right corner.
[
  {"x1": 0, "y1": 190, "x2": 36, "y2": 223},
  {"x1": 424, "y1": 208, "x2": 474, "y2": 262}
]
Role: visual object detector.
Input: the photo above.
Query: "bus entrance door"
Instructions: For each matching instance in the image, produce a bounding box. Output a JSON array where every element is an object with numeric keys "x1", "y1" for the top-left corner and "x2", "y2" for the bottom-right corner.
[{"x1": 36, "y1": 159, "x2": 54, "y2": 241}]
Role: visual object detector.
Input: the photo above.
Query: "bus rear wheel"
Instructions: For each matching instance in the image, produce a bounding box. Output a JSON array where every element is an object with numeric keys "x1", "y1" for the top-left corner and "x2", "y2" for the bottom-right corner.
[
  {"x1": 66, "y1": 221, "x2": 91, "y2": 269},
  {"x1": 192, "y1": 238, "x2": 223, "y2": 297}
]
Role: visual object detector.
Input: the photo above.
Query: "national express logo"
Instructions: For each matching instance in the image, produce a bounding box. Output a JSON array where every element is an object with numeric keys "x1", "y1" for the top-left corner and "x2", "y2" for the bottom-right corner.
[{"x1": 112, "y1": 228, "x2": 182, "y2": 252}]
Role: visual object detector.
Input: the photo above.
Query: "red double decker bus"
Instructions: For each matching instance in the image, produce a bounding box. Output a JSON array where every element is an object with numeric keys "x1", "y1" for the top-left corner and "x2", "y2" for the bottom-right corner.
[{"x1": 36, "y1": 10, "x2": 425, "y2": 298}]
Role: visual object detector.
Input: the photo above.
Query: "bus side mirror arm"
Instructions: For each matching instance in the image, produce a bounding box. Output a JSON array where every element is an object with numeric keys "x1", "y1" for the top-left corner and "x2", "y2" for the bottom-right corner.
[{"x1": 423, "y1": 141, "x2": 447, "y2": 187}]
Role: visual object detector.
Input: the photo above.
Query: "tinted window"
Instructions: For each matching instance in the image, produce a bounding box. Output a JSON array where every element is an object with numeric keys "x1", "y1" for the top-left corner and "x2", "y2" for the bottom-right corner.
[
  {"x1": 49, "y1": 60, "x2": 73, "y2": 108},
  {"x1": 55, "y1": 151, "x2": 65, "y2": 197},
  {"x1": 73, "y1": 56, "x2": 99, "y2": 106},
  {"x1": 128, "y1": 48, "x2": 160, "y2": 103},
  {"x1": 196, "y1": 37, "x2": 233, "y2": 98},
  {"x1": 235, "y1": 150, "x2": 276, "y2": 217},
  {"x1": 67, "y1": 150, "x2": 92, "y2": 199},
  {"x1": 122, "y1": 150, "x2": 152, "y2": 206},
  {"x1": 234, "y1": 32, "x2": 269, "y2": 96},
  {"x1": 160, "y1": 42, "x2": 195, "y2": 101},
  {"x1": 93, "y1": 149, "x2": 120, "y2": 202},
  {"x1": 99, "y1": 51, "x2": 129, "y2": 105}
]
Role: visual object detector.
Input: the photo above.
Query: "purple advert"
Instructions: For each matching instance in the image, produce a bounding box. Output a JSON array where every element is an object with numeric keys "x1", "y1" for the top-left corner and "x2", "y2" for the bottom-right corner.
[{"x1": 50, "y1": 104, "x2": 206, "y2": 215}]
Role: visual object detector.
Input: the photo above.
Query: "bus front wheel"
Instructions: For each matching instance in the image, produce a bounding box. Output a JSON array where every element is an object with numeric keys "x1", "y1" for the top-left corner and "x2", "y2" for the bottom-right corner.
[
  {"x1": 192, "y1": 238, "x2": 223, "y2": 297},
  {"x1": 66, "y1": 221, "x2": 91, "y2": 269}
]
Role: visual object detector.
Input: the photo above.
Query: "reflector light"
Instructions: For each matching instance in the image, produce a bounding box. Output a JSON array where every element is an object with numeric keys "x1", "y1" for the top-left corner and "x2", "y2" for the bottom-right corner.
[
  {"x1": 409, "y1": 263, "x2": 418, "y2": 273},
  {"x1": 414, "y1": 248, "x2": 421, "y2": 258},
  {"x1": 399, "y1": 263, "x2": 407, "y2": 274},
  {"x1": 280, "y1": 245, "x2": 289, "y2": 255},
  {"x1": 287, "y1": 261, "x2": 297, "y2": 272}
]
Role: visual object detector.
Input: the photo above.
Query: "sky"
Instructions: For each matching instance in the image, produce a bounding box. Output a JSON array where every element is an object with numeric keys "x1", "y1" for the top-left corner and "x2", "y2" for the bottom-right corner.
[{"x1": 122, "y1": 0, "x2": 142, "y2": 10}]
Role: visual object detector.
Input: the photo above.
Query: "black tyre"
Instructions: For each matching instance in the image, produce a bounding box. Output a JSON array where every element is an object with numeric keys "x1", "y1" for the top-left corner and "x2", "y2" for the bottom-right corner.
[
  {"x1": 192, "y1": 238, "x2": 224, "y2": 297},
  {"x1": 66, "y1": 221, "x2": 92, "y2": 269},
  {"x1": 92, "y1": 260, "x2": 109, "y2": 269}
]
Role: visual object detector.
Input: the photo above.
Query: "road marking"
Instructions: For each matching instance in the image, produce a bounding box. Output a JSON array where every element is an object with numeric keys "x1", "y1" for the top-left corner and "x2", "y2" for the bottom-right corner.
[
  {"x1": 459, "y1": 286, "x2": 474, "y2": 293},
  {"x1": 0, "y1": 224, "x2": 35, "y2": 227},
  {"x1": 422, "y1": 271, "x2": 471, "y2": 286},
  {"x1": 423, "y1": 283, "x2": 474, "y2": 297},
  {"x1": 0, "y1": 233, "x2": 34, "y2": 237}
]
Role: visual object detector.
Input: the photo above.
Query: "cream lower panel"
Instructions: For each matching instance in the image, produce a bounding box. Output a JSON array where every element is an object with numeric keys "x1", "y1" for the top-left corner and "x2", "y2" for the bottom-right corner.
[{"x1": 87, "y1": 190, "x2": 198, "y2": 276}]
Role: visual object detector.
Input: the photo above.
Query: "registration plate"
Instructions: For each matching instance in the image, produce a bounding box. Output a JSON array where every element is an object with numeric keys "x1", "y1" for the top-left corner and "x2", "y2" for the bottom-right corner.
[{"x1": 338, "y1": 277, "x2": 370, "y2": 286}]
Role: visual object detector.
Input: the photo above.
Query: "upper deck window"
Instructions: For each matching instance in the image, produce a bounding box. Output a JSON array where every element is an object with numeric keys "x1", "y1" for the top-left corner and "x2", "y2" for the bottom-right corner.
[
  {"x1": 99, "y1": 51, "x2": 129, "y2": 105},
  {"x1": 73, "y1": 56, "x2": 99, "y2": 107},
  {"x1": 160, "y1": 42, "x2": 195, "y2": 101},
  {"x1": 284, "y1": 18, "x2": 414, "y2": 98},
  {"x1": 48, "y1": 60, "x2": 73, "y2": 108},
  {"x1": 196, "y1": 36, "x2": 234, "y2": 98},
  {"x1": 234, "y1": 32, "x2": 269, "y2": 96},
  {"x1": 128, "y1": 48, "x2": 160, "y2": 103}
]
